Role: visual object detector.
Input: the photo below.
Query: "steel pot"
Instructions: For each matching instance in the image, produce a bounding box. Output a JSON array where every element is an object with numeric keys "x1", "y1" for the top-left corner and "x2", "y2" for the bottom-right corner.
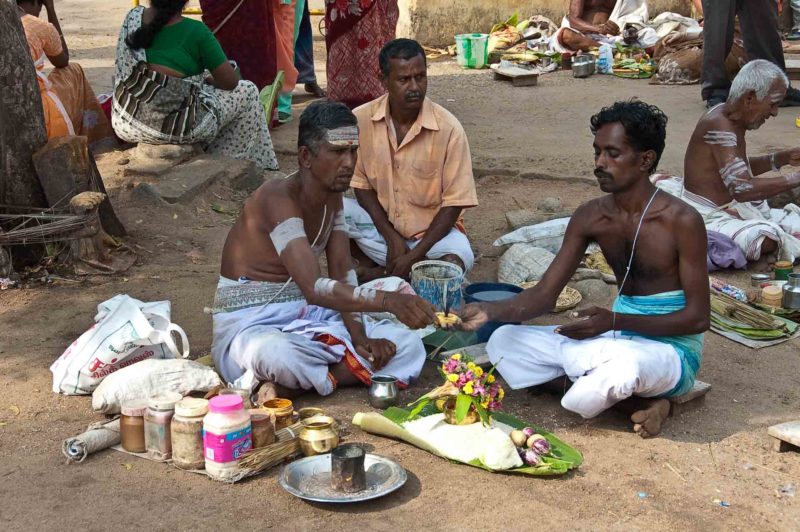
[
  {"x1": 782, "y1": 272, "x2": 800, "y2": 309},
  {"x1": 368, "y1": 375, "x2": 399, "y2": 409},
  {"x1": 572, "y1": 56, "x2": 595, "y2": 78}
]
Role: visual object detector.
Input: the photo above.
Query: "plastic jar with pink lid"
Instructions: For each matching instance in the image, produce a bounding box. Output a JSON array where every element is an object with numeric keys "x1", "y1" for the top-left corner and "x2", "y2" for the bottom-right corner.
[{"x1": 203, "y1": 395, "x2": 252, "y2": 481}]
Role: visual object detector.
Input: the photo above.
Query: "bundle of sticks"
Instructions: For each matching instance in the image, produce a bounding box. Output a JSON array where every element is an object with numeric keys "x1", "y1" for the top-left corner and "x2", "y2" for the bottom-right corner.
[
  {"x1": 232, "y1": 421, "x2": 303, "y2": 481},
  {"x1": 710, "y1": 290, "x2": 786, "y2": 331}
]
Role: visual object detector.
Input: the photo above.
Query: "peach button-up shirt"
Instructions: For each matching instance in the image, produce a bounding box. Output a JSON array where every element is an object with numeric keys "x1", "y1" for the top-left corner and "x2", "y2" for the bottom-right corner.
[{"x1": 350, "y1": 94, "x2": 478, "y2": 239}]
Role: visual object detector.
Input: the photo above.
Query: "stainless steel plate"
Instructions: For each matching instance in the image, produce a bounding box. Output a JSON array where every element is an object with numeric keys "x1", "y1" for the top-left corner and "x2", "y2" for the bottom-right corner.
[{"x1": 279, "y1": 453, "x2": 407, "y2": 503}]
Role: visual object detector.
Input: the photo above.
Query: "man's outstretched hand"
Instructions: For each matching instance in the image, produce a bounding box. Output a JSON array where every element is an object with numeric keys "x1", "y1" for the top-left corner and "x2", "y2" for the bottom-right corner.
[
  {"x1": 385, "y1": 292, "x2": 437, "y2": 329},
  {"x1": 447, "y1": 303, "x2": 490, "y2": 332},
  {"x1": 555, "y1": 306, "x2": 613, "y2": 340}
]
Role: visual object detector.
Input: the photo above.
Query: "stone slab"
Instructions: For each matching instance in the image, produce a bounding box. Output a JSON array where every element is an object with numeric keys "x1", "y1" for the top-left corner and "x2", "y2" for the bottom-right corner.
[
  {"x1": 123, "y1": 144, "x2": 199, "y2": 177},
  {"x1": 768, "y1": 421, "x2": 800, "y2": 452},
  {"x1": 505, "y1": 209, "x2": 572, "y2": 230},
  {"x1": 669, "y1": 380, "x2": 711, "y2": 417},
  {"x1": 150, "y1": 155, "x2": 232, "y2": 204},
  {"x1": 438, "y1": 343, "x2": 490, "y2": 366}
]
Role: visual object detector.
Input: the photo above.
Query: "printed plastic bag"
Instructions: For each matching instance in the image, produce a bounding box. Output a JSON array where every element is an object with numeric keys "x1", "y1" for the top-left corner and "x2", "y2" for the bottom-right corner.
[{"x1": 50, "y1": 295, "x2": 189, "y2": 395}]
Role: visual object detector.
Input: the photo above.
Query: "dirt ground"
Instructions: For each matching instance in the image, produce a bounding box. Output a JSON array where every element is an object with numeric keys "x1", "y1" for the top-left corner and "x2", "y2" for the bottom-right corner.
[{"x1": 2, "y1": 2, "x2": 800, "y2": 530}]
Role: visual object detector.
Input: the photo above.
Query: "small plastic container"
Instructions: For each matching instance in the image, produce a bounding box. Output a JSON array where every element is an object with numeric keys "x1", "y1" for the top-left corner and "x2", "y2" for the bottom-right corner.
[
  {"x1": 219, "y1": 388, "x2": 253, "y2": 409},
  {"x1": 120, "y1": 399, "x2": 148, "y2": 453},
  {"x1": 144, "y1": 392, "x2": 182, "y2": 461},
  {"x1": 262, "y1": 398, "x2": 294, "y2": 430},
  {"x1": 203, "y1": 395, "x2": 252, "y2": 481},
  {"x1": 249, "y1": 409, "x2": 275, "y2": 449},
  {"x1": 172, "y1": 397, "x2": 209, "y2": 470}
]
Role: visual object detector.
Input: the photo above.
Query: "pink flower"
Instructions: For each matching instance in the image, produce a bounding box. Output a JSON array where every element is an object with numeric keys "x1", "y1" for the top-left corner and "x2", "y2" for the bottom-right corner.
[
  {"x1": 474, "y1": 383, "x2": 485, "y2": 396},
  {"x1": 488, "y1": 401, "x2": 502, "y2": 411},
  {"x1": 465, "y1": 370, "x2": 474, "y2": 381},
  {"x1": 456, "y1": 374, "x2": 468, "y2": 388},
  {"x1": 444, "y1": 359, "x2": 458, "y2": 373}
]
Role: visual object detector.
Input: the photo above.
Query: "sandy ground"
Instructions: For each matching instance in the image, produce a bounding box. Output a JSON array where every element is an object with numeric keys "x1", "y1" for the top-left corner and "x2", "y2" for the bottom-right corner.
[{"x1": 2, "y1": 2, "x2": 800, "y2": 530}]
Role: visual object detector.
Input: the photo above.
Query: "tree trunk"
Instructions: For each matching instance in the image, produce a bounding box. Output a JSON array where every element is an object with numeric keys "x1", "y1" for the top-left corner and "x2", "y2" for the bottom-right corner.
[{"x1": 0, "y1": 0, "x2": 48, "y2": 210}]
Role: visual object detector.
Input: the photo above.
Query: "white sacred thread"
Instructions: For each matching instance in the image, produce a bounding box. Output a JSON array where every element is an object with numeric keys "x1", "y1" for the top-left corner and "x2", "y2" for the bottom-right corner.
[
  {"x1": 704, "y1": 130, "x2": 738, "y2": 147},
  {"x1": 270, "y1": 217, "x2": 306, "y2": 255},
  {"x1": 313, "y1": 277, "x2": 338, "y2": 296},
  {"x1": 324, "y1": 126, "x2": 359, "y2": 147}
]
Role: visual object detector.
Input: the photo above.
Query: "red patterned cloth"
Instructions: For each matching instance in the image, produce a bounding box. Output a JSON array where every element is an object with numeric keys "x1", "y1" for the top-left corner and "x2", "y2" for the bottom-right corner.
[
  {"x1": 200, "y1": 0, "x2": 278, "y2": 91},
  {"x1": 325, "y1": 0, "x2": 398, "y2": 108}
]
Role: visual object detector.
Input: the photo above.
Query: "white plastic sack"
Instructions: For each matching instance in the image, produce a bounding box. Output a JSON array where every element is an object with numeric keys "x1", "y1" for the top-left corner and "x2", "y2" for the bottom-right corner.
[
  {"x1": 493, "y1": 218, "x2": 570, "y2": 253},
  {"x1": 50, "y1": 295, "x2": 189, "y2": 395},
  {"x1": 497, "y1": 244, "x2": 555, "y2": 285},
  {"x1": 92, "y1": 358, "x2": 222, "y2": 414}
]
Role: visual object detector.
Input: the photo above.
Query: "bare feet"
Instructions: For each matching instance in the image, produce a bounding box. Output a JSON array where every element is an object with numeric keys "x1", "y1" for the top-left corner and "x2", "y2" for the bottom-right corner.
[
  {"x1": 749, "y1": 252, "x2": 778, "y2": 273},
  {"x1": 254, "y1": 381, "x2": 302, "y2": 405},
  {"x1": 304, "y1": 82, "x2": 327, "y2": 98},
  {"x1": 630, "y1": 398, "x2": 670, "y2": 438}
]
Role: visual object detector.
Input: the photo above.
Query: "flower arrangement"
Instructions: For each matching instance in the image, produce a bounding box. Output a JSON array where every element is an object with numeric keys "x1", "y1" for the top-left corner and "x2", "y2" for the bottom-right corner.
[{"x1": 408, "y1": 353, "x2": 504, "y2": 425}]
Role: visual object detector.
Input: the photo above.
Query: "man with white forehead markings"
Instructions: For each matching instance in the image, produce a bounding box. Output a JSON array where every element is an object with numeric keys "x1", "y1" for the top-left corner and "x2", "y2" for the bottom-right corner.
[
  {"x1": 211, "y1": 101, "x2": 436, "y2": 403},
  {"x1": 343, "y1": 39, "x2": 479, "y2": 281},
  {"x1": 655, "y1": 60, "x2": 800, "y2": 271}
]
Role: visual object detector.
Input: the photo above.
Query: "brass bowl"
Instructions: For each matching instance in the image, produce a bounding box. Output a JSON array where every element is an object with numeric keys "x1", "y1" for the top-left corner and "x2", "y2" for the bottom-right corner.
[
  {"x1": 442, "y1": 397, "x2": 480, "y2": 425},
  {"x1": 298, "y1": 415, "x2": 340, "y2": 456}
]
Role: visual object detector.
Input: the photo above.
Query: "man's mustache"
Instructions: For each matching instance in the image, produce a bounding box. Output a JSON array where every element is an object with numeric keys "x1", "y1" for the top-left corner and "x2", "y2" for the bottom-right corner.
[
  {"x1": 405, "y1": 91, "x2": 422, "y2": 100},
  {"x1": 594, "y1": 168, "x2": 614, "y2": 180}
]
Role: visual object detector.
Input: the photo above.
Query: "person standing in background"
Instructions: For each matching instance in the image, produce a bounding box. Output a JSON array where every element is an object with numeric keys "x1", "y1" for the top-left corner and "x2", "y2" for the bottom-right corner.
[
  {"x1": 701, "y1": 0, "x2": 800, "y2": 107},
  {"x1": 324, "y1": 0, "x2": 398, "y2": 109},
  {"x1": 790, "y1": 0, "x2": 800, "y2": 40},
  {"x1": 294, "y1": 0, "x2": 326, "y2": 97}
]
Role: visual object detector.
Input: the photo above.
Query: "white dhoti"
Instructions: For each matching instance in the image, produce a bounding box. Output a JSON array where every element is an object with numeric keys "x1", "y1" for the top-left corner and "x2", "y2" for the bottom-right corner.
[
  {"x1": 487, "y1": 325, "x2": 682, "y2": 418},
  {"x1": 548, "y1": 0, "x2": 659, "y2": 53},
  {"x1": 654, "y1": 175, "x2": 800, "y2": 262},
  {"x1": 211, "y1": 277, "x2": 426, "y2": 395},
  {"x1": 343, "y1": 197, "x2": 475, "y2": 271}
]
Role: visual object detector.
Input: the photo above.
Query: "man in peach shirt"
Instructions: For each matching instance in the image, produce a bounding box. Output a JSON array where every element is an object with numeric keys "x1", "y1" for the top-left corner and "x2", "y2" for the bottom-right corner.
[{"x1": 344, "y1": 39, "x2": 478, "y2": 281}]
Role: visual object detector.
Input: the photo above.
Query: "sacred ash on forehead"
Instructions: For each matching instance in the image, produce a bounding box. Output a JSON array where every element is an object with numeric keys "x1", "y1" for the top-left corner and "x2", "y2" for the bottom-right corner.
[{"x1": 324, "y1": 126, "x2": 359, "y2": 147}]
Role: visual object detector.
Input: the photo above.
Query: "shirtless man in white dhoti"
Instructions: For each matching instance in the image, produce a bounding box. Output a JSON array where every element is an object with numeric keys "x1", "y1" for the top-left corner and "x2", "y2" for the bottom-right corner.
[
  {"x1": 657, "y1": 60, "x2": 800, "y2": 270},
  {"x1": 454, "y1": 101, "x2": 710, "y2": 438},
  {"x1": 211, "y1": 101, "x2": 436, "y2": 402}
]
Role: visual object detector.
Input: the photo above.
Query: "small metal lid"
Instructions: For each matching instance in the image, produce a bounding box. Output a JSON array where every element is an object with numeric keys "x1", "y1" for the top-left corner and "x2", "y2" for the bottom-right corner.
[
  {"x1": 175, "y1": 397, "x2": 209, "y2": 418},
  {"x1": 148, "y1": 391, "x2": 183, "y2": 411}
]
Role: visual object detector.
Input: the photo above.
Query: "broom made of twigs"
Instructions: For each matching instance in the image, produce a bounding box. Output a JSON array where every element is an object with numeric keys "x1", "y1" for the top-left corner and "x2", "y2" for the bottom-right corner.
[{"x1": 231, "y1": 421, "x2": 304, "y2": 481}]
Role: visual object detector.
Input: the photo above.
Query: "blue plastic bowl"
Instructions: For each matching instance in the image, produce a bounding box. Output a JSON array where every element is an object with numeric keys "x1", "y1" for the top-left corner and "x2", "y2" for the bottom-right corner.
[{"x1": 463, "y1": 282, "x2": 523, "y2": 342}]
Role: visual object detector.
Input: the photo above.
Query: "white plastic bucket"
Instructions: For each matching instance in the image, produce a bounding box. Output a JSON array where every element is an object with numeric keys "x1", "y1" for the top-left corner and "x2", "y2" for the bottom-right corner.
[{"x1": 455, "y1": 33, "x2": 489, "y2": 69}]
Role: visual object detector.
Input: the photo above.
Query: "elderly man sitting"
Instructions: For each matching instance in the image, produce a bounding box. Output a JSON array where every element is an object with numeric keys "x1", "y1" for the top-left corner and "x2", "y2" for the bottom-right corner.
[
  {"x1": 550, "y1": 0, "x2": 657, "y2": 53},
  {"x1": 343, "y1": 38, "x2": 478, "y2": 281},
  {"x1": 655, "y1": 60, "x2": 800, "y2": 270}
]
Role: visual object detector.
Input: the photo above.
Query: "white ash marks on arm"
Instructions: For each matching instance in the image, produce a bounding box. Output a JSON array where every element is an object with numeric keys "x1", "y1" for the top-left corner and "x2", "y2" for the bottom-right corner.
[
  {"x1": 704, "y1": 131, "x2": 738, "y2": 148},
  {"x1": 719, "y1": 157, "x2": 754, "y2": 194}
]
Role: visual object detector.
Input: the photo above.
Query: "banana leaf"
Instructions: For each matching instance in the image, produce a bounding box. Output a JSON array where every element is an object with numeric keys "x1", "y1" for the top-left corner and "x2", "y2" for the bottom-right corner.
[
  {"x1": 381, "y1": 406, "x2": 582, "y2": 476},
  {"x1": 710, "y1": 313, "x2": 790, "y2": 339}
]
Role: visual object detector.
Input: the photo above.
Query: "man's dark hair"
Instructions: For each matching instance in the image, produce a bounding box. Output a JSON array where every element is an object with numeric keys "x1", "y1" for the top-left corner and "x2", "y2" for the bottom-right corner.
[
  {"x1": 378, "y1": 38, "x2": 426, "y2": 77},
  {"x1": 298, "y1": 100, "x2": 358, "y2": 152},
  {"x1": 589, "y1": 100, "x2": 668, "y2": 174}
]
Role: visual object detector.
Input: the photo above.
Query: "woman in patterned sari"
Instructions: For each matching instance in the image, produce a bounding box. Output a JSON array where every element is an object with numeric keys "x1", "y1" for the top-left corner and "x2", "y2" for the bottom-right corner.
[
  {"x1": 112, "y1": 0, "x2": 278, "y2": 170},
  {"x1": 325, "y1": 0, "x2": 398, "y2": 108}
]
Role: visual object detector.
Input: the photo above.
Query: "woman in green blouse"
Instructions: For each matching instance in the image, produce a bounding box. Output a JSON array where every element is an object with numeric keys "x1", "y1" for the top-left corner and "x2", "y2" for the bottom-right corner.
[{"x1": 112, "y1": 0, "x2": 278, "y2": 170}]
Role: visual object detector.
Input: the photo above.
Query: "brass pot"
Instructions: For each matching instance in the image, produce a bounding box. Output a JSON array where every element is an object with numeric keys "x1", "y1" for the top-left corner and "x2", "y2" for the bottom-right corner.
[
  {"x1": 442, "y1": 396, "x2": 480, "y2": 425},
  {"x1": 298, "y1": 415, "x2": 340, "y2": 456}
]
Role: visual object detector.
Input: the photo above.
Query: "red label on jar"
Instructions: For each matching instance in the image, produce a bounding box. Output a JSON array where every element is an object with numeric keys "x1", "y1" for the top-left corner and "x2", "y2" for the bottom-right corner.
[{"x1": 203, "y1": 426, "x2": 252, "y2": 463}]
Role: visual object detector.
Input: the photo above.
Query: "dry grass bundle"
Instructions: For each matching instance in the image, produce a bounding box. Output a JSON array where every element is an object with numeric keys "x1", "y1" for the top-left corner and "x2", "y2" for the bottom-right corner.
[
  {"x1": 229, "y1": 420, "x2": 305, "y2": 482},
  {"x1": 710, "y1": 291, "x2": 785, "y2": 330}
]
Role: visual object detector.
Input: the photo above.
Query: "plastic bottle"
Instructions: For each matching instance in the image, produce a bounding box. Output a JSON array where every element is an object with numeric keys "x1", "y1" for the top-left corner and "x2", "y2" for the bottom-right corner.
[
  {"x1": 144, "y1": 392, "x2": 182, "y2": 461},
  {"x1": 203, "y1": 395, "x2": 252, "y2": 481},
  {"x1": 597, "y1": 44, "x2": 614, "y2": 74},
  {"x1": 172, "y1": 397, "x2": 209, "y2": 470}
]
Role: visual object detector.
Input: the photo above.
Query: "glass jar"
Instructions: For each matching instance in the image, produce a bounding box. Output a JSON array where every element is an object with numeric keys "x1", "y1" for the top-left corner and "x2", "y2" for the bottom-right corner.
[
  {"x1": 144, "y1": 392, "x2": 182, "y2": 461},
  {"x1": 120, "y1": 399, "x2": 148, "y2": 453},
  {"x1": 249, "y1": 409, "x2": 275, "y2": 449},
  {"x1": 262, "y1": 398, "x2": 293, "y2": 430},
  {"x1": 171, "y1": 397, "x2": 208, "y2": 470}
]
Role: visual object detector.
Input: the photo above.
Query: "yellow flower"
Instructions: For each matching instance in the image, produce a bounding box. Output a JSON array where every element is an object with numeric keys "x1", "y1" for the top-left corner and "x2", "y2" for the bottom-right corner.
[
  {"x1": 487, "y1": 374, "x2": 495, "y2": 384},
  {"x1": 481, "y1": 400, "x2": 490, "y2": 408},
  {"x1": 451, "y1": 354, "x2": 461, "y2": 361},
  {"x1": 447, "y1": 373, "x2": 458, "y2": 382},
  {"x1": 463, "y1": 381, "x2": 474, "y2": 395},
  {"x1": 498, "y1": 387, "x2": 505, "y2": 400},
  {"x1": 473, "y1": 366, "x2": 484, "y2": 378}
]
